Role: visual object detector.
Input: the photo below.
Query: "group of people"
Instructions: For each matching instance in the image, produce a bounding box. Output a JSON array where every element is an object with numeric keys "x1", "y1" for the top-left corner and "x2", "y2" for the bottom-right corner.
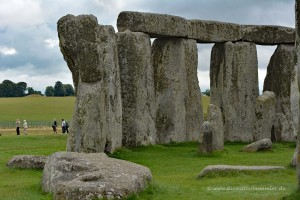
[
  {"x1": 15, "y1": 118, "x2": 69, "y2": 135},
  {"x1": 52, "y1": 118, "x2": 69, "y2": 134},
  {"x1": 15, "y1": 119, "x2": 28, "y2": 135}
]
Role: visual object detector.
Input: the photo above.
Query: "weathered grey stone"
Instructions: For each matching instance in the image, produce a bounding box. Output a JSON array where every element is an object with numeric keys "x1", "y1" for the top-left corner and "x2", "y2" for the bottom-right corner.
[
  {"x1": 117, "y1": 11, "x2": 188, "y2": 38},
  {"x1": 117, "y1": 31, "x2": 156, "y2": 147},
  {"x1": 210, "y1": 41, "x2": 259, "y2": 142},
  {"x1": 242, "y1": 25, "x2": 295, "y2": 45},
  {"x1": 188, "y1": 20, "x2": 243, "y2": 43},
  {"x1": 253, "y1": 91, "x2": 276, "y2": 141},
  {"x1": 296, "y1": 0, "x2": 300, "y2": 189},
  {"x1": 42, "y1": 152, "x2": 152, "y2": 200},
  {"x1": 197, "y1": 165, "x2": 285, "y2": 179},
  {"x1": 185, "y1": 39, "x2": 204, "y2": 141},
  {"x1": 240, "y1": 138, "x2": 272, "y2": 152},
  {"x1": 199, "y1": 121, "x2": 213, "y2": 154},
  {"x1": 206, "y1": 104, "x2": 224, "y2": 150},
  {"x1": 263, "y1": 44, "x2": 297, "y2": 142},
  {"x1": 153, "y1": 38, "x2": 203, "y2": 143},
  {"x1": 7, "y1": 155, "x2": 47, "y2": 169},
  {"x1": 58, "y1": 15, "x2": 122, "y2": 153}
]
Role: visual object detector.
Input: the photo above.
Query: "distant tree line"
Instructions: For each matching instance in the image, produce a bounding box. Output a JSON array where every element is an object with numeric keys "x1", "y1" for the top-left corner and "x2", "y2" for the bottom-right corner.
[
  {"x1": 0, "y1": 80, "x2": 74, "y2": 97},
  {"x1": 45, "y1": 81, "x2": 74, "y2": 97},
  {"x1": 202, "y1": 89, "x2": 210, "y2": 96}
]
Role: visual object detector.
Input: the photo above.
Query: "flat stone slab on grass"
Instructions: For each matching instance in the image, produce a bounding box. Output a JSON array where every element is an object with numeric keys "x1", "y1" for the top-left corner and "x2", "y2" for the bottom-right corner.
[
  {"x1": 42, "y1": 152, "x2": 152, "y2": 200},
  {"x1": 197, "y1": 165, "x2": 285, "y2": 178},
  {"x1": 240, "y1": 138, "x2": 272, "y2": 152},
  {"x1": 7, "y1": 155, "x2": 47, "y2": 169}
]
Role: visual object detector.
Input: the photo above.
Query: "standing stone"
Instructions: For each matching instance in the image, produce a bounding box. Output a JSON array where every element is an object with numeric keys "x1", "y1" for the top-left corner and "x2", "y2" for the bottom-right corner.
[
  {"x1": 152, "y1": 38, "x2": 203, "y2": 143},
  {"x1": 210, "y1": 42, "x2": 259, "y2": 142},
  {"x1": 253, "y1": 91, "x2": 276, "y2": 141},
  {"x1": 207, "y1": 104, "x2": 224, "y2": 150},
  {"x1": 117, "y1": 30, "x2": 156, "y2": 147},
  {"x1": 185, "y1": 40, "x2": 204, "y2": 141},
  {"x1": 198, "y1": 122, "x2": 213, "y2": 154},
  {"x1": 57, "y1": 15, "x2": 122, "y2": 153},
  {"x1": 263, "y1": 44, "x2": 297, "y2": 142},
  {"x1": 295, "y1": 0, "x2": 300, "y2": 189}
]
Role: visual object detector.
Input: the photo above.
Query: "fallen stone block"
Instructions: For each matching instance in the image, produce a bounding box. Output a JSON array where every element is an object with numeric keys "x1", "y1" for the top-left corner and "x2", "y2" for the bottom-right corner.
[
  {"x1": 117, "y1": 11, "x2": 188, "y2": 38},
  {"x1": 197, "y1": 165, "x2": 285, "y2": 178},
  {"x1": 42, "y1": 152, "x2": 152, "y2": 200},
  {"x1": 7, "y1": 155, "x2": 47, "y2": 169},
  {"x1": 240, "y1": 138, "x2": 272, "y2": 152}
]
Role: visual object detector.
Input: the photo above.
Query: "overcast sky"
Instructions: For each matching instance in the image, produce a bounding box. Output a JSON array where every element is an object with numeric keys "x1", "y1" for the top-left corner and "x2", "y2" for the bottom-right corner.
[{"x1": 0, "y1": 0, "x2": 295, "y2": 93}]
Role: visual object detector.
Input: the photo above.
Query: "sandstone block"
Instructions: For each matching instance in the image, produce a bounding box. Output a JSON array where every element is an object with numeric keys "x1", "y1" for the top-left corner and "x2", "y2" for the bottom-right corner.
[
  {"x1": 117, "y1": 11, "x2": 188, "y2": 38},
  {"x1": 199, "y1": 121, "x2": 213, "y2": 154},
  {"x1": 241, "y1": 138, "x2": 272, "y2": 152},
  {"x1": 7, "y1": 155, "x2": 47, "y2": 169},
  {"x1": 153, "y1": 38, "x2": 203, "y2": 143},
  {"x1": 197, "y1": 165, "x2": 284, "y2": 179},
  {"x1": 207, "y1": 104, "x2": 224, "y2": 150},
  {"x1": 58, "y1": 15, "x2": 122, "y2": 153},
  {"x1": 253, "y1": 91, "x2": 276, "y2": 141},
  {"x1": 210, "y1": 42, "x2": 259, "y2": 142},
  {"x1": 242, "y1": 25, "x2": 295, "y2": 45},
  {"x1": 42, "y1": 152, "x2": 152, "y2": 200},
  {"x1": 263, "y1": 44, "x2": 297, "y2": 142},
  {"x1": 188, "y1": 20, "x2": 242, "y2": 43},
  {"x1": 117, "y1": 31, "x2": 156, "y2": 147}
]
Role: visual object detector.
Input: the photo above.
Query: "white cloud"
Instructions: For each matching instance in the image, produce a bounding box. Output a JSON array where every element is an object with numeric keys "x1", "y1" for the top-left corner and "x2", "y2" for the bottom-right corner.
[
  {"x1": 0, "y1": 0, "x2": 44, "y2": 28},
  {"x1": 197, "y1": 70, "x2": 210, "y2": 91},
  {"x1": 0, "y1": 46, "x2": 17, "y2": 56},
  {"x1": 44, "y1": 39, "x2": 59, "y2": 48}
]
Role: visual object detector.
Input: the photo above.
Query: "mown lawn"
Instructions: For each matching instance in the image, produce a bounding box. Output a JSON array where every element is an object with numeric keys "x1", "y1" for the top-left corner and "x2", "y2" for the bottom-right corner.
[
  {"x1": 0, "y1": 133, "x2": 297, "y2": 200},
  {"x1": 0, "y1": 96, "x2": 75, "y2": 122}
]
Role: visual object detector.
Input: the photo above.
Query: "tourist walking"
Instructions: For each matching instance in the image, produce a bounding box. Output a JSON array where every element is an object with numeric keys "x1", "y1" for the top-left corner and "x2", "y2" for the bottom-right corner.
[
  {"x1": 16, "y1": 119, "x2": 21, "y2": 135},
  {"x1": 61, "y1": 119, "x2": 66, "y2": 133},
  {"x1": 52, "y1": 118, "x2": 57, "y2": 134},
  {"x1": 23, "y1": 120, "x2": 28, "y2": 135}
]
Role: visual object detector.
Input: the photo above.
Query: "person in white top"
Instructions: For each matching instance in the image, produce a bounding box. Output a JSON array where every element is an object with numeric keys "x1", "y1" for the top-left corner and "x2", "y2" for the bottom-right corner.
[
  {"x1": 61, "y1": 119, "x2": 66, "y2": 134},
  {"x1": 23, "y1": 120, "x2": 28, "y2": 135}
]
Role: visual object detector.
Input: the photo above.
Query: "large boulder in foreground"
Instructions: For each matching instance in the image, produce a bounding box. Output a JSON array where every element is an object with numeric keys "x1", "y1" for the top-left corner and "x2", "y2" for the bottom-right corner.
[
  {"x1": 7, "y1": 155, "x2": 47, "y2": 169},
  {"x1": 42, "y1": 152, "x2": 152, "y2": 200},
  {"x1": 240, "y1": 138, "x2": 272, "y2": 152}
]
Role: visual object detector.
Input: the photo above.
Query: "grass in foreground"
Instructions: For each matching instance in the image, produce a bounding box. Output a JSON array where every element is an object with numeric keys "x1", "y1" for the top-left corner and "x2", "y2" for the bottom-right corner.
[{"x1": 0, "y1": 133, "x2": 297, "y2": 200}]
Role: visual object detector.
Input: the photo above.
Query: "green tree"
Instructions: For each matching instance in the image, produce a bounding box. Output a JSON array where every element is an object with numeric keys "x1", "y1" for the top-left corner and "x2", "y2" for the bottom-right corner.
[
  {"x1": 45, "y1": 86, "x2": 54, "y2": 96},
  {"x1": 64, "y1": 84, "x2": 74, "y2": 96},
  {"x1": 16, "y1": 82, "x2": 27, "y2": 97},
  {"x1": 54, "y1": 81, "x2": 65, "y2": 96},
  {"x1": 27, "y1": 87, "x2": 35, "y2": 95},
  {"x1": 202, "y1": 89, "x2": 210, "y2": 96}
]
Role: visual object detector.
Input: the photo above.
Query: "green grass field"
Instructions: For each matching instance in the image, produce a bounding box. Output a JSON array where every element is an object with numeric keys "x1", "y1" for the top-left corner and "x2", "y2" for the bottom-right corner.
[
  {"x1": 1, "y1": 95, "x2": 299, "y2": 199},
  {"x1": 0, "y1": 134, "x2": 297, "y2": 200},
  {"x1": 0, "y1": 96, "x2": 75, "y2": 122}
]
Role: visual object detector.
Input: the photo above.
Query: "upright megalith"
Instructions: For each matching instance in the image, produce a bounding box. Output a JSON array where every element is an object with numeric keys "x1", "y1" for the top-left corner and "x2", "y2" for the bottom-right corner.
[
  {"x1": 210, "y1": 41, "x2": 259, "y2": 142},
  {"x1": 207, "y1": 104, "x2": 224, "y2": 150},
  {"x1": 263, "y1": 44, "x2": 297, "y2": 142},
  {"x1": 117, "y1": 30, "x2": 156, "y2": 147},
  {"x1": 199, "y1": 121, "x2": 213, "y2": 154},
  {"x1": 296, "y1": 0, "x2": 300, "y2": 190},
  {"x1": 57, "y1": 15, "x2": 122, "y2": 153},
  {"x1": 253, "y1": 91, "x2": 276, "y2": 141},
  {"x1": 152, "y1": 38, "x2": 203, "y2": 143}
]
